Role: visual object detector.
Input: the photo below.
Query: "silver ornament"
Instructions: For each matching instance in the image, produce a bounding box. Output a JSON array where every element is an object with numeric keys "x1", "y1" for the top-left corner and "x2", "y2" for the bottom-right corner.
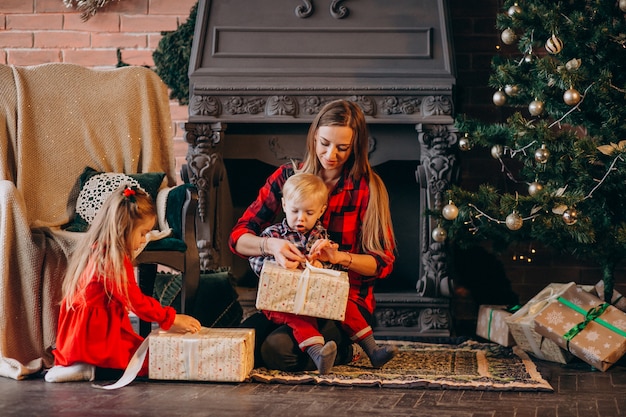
[
  {"x1": 562, "y1": 208, "x2": 578, "y2": 225},
  {"x1": 528, "y1": 181, "x2": 543, "y2": 196},
  {"x1": 501, "y1": 28, "x2": 517, "y2": 45},
  {"x1": 545, "y1": 34, "x2": 564, "y2": 54},
  {"x1": 507, "y1": 4, "x2": 522, "y2": 16},
  {"x1": 493, "y1": 90, "x2": 507, "y2": 106},
  {"x1": 458, "y1": 135, "x2": 472, "y2": 151},
  {"x1": 528, "y1": 99, "x2": 544, "y2": 116},
  {"x1": 504, "y1": 84, "x2": 520, "y2": 97},
  {"x1": 534, "y1": 144, "x2": 550, "y2": 164},
  {"x1": 505, "y1": 211, "x2": 523, "y2": 230},
  {"x1": 491, "y1": 144, "x2": 504, "y2": 159},
  {"x1": 442, "y1": 201, "x2": 459, "y2": 220},
  {"x1": 523, "y1": 54, "x2": 534, "y2": 64},
  {"x1": 431, "y1": 226, "x2": 447, "y2": 242},
  {"x1": 563, "y1": 88, "x2": 581, "y2": 106}
]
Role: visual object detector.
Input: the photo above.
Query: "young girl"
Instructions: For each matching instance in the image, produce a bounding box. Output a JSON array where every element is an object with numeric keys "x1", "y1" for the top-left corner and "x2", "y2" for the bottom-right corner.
[{"x1": 45, "y1": 185, "x2": 201, "y2": 382}]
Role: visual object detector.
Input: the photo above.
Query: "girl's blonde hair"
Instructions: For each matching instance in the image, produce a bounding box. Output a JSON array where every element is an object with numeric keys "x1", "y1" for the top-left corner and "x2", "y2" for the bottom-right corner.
[
  {"x1": 282, "y1": 172, "x2": 328, "y2": 208},
  {"x1": 299, "y1": 99, "x2": 396, "y2": 259},
  {"x1": 62, "y1": 185, "x2": 156, "y2": 308}
]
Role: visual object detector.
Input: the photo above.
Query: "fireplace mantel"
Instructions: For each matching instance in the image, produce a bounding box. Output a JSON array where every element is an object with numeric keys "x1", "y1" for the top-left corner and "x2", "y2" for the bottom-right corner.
[{"x1": 185, "y1": 0, "x2": 458, "y2": 339}]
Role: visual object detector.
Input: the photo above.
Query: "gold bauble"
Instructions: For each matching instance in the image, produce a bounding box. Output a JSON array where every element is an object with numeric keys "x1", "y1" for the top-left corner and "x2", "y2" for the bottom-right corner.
[
  {"x1": 528, "y1": 99, "x2": 544, "y2": 116},
  {"x1": 534, "y1": 144, "x2": 550, "y2": 164},
  {"x1": 505, "y1": 211, "x2": 523, "y2": 231},
  {"x1": 620, "y1": 0, "x2": 626, "y2": 13},
  {"x1": 562, "y1": 208, "x2": 578, "y2": 225},
  {"x1": 545, "y1": 34, "x2": 564, "y2": 54},
  {"x1": 563, "y1": 88, "x2": 581, "y2": 106},
  {"x1": 507, "y1": 4, "x2": 522, "y2": 16},
  {"x1": 431, "y1": 226, "x2": 447, "y2": 242},
  {"x1": 493, "y1": 90, "x2": 507, "y2": 106},
  {"x1": 504, "y1": 84, "x2": 520, "y2": 97},
  {"x1": 442, "y1": 201, "x2": 459, "y2": 221},
  {"x1": 501, "y1": 28, "x2": 517, "y2": 45},
  {"x1": 528, "y1": 181, "x2": 544, "y2": 196},
  {"x1": 491, "y1": 144, "x2": 504, "y2": 159},
  {"x1": 458, "y1": 135, "x2": 472, "y2": 151}
]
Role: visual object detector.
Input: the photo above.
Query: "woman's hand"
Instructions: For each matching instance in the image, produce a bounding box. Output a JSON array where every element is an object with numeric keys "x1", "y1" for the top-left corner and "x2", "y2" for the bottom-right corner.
[
  {"x1": 265, "y1": 237, "x2": 306, "y2": 269},
  {"x1": 308, "y1": 239, "x2": 340, "y2": 264},
  {"x1": 170, "y1": 314, "x2": 201, "y2": 334}
]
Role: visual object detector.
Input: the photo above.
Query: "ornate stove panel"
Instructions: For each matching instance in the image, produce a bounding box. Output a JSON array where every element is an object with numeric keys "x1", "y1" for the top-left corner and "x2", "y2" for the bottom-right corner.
[{"x1": 185, "y1": 0, "x2": 458, "y2": 339}]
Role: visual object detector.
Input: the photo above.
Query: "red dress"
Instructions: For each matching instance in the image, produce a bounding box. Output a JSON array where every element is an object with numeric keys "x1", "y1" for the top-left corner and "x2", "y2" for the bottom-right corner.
[{"x1": 52, "y1": 256, "x2": 176, "y2": 374}]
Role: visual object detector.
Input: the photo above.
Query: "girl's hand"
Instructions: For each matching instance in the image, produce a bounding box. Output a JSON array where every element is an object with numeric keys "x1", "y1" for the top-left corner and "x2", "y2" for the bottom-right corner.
[
  {"x1": 265, "y1": 237, "x2": 306, "y2": 269},
  {"x1": 170, "y1": 314, "x2": 201, "y2": 334}
]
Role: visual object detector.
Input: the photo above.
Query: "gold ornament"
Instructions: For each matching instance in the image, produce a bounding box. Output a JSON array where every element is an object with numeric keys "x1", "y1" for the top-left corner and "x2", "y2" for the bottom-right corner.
[
  {"x1": 507, "y1": 3, "x2": 522, "y2": 16},
  {"x1": 562, "y1": 208, "x2": 578, "y2": 225},
  {"x1": 528, "y1": 99, "x2": 544, "y2": 116},
  {"x1": 528, "y1": 181, "x2": 543, "y2": 196},
  {"x1": 620, "y1": 0, "x2": 626, "y2": 13},
  {"x1": 534, "y1": 144, "x2": 550, "y2": 164},
  {"x1": 491, "y1": 144, "x2": 504, "y2": 159},
  {"x1": 431, "y1": 226, "x2": 447, "y2": 242},
  {"x1": 505, "y1": 211, "x2": 523, "y2": 230},
  {"x1": 563, "y1": 87, "x2": 581, "y2": 106},
  {"x1": 565, "y1": 58, "x2": 582, "y2": 72},
  {"x1": 458, "y1": 135, "x2": 472, "y2": 151},
  {"x1": 523, "y1": 53, "x2": 534, "y2": 64},
  {"x1": 493, "y1": 90, "x2": 507, "y2": 106},
  {"x1": 545, "y1": 34, "x2": 564, "y2": 54},
  {"x1": 504, "y1": 84, "x2": 520, "y2": 97},
  {"x1": 442, "y1": 201, "x2": 459, "y2": 221},
  {"x1": 501, "y1": 28, "x2": 517, "y2": 45}
]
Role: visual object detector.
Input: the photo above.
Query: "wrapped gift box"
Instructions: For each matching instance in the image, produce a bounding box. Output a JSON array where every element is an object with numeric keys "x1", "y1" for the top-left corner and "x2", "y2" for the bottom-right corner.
[
  {"x1": 256, "y1": 260, "x2": 349, "y2": 321},
  {"x1": 149, "y1": 328, "x2": 255, "y2": 382},
  {"x1": 476, "y1": 305, "x2": 516, "y2": 347},
  {"x1": 534, "y1": 285, "x2": 626, "y2": 371},
  {"x1": 505, "y1": 283, "x2": 574, "y2": 364},
  {"x1": 595, "y1": 280, "x2": 626, "y2": 312}
]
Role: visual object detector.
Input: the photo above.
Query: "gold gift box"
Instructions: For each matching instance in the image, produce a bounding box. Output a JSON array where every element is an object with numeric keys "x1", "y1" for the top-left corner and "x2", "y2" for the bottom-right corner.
[
  {"x1": 256, "y1": 260, "x2": 349, "y2": 321},
  {"x1": 149, "y1": 328, "x2": 255, "y2": 382},
  {"x1": 534, "y1": 285, "x2": 626, "y2": 371}
]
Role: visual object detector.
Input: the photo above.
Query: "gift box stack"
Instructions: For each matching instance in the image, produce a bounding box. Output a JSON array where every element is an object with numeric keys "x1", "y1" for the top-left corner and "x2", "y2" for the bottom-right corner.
[
  {"x1": 477, "y1": 280, "x2": 626, "y2": 372},
  {"x1": 149, "y1": 328, "x2": 255, "y2": 382},
  {"x1": 256, "y1": 259, "x2": 349, "y2": 320}
]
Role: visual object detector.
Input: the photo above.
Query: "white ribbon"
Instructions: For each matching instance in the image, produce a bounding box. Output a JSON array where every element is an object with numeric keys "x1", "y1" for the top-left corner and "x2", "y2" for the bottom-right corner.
[
  {"x1": 292, "y1": 261, "x2": 342, "y2": 315},
  {"x1": 92, "y1": 331, "x2": 152, "y2": 390},
  {"x1": 182, "y1": 336, "x2": 199, "y2": 380}
]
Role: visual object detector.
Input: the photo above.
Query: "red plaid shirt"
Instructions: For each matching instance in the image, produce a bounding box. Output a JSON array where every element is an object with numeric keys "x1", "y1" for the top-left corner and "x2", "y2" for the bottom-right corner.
[{"x1": 230, "y1": 164, "x2": 395, "y2": 313}]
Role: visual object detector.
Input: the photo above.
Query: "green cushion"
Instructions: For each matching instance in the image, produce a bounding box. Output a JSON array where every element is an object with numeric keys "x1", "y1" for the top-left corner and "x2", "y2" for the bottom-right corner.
[{"x1": 64, "y1": 167, "x2": 165, "y2": 232}]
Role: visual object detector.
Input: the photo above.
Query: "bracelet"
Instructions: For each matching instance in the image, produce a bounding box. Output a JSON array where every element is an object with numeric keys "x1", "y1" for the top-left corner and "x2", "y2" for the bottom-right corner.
[
  {"x1": 346, "y1": 252, "x2": 353, "y2": 269},
  {"x1": 260, "y1": 237, "x2": 269, "y2": 257}
]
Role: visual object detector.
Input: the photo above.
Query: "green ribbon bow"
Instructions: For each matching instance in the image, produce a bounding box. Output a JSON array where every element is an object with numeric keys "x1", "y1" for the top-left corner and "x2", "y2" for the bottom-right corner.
[{"x1": 557, "y1": 297, "x2": 626, "y2": 351}]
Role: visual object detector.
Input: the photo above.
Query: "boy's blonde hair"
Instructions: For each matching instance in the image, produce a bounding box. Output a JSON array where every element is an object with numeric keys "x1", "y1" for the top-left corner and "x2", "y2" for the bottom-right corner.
[
  {"x1": 62, "y1": 185, "x2": 156, "y2": 308},
  {"x1": 282, "y1": 172, "x2": 328, "y2": 208}
]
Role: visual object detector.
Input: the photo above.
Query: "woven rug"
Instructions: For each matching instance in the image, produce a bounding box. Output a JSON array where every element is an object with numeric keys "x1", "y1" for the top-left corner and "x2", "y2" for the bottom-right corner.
[{"x1": 250, "y1": 340, "x2": 553, "y2": 391}]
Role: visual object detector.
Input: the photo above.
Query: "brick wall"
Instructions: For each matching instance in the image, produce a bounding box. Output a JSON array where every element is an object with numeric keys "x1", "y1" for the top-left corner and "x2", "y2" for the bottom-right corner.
[{"x1": 0, "y1": 0, "x2": 196, "y2": 177}]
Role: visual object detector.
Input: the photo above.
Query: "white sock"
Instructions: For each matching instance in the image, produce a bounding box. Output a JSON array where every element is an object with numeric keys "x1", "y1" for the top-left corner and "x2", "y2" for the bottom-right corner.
[{"x1": 44, "y1": 363, "x2": 95, "y2": 383}]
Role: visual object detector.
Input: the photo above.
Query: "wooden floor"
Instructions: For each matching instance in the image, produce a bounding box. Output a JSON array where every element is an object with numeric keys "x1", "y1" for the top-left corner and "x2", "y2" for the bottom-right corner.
[{"x1": 2, "y1": 358, "x2": 626, "y2": 417}]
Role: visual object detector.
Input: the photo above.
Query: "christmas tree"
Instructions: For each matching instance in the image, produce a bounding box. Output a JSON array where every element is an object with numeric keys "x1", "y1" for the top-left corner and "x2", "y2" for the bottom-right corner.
[{"x1": 440, "y1": 0, "x2": 626, "y2": 302}]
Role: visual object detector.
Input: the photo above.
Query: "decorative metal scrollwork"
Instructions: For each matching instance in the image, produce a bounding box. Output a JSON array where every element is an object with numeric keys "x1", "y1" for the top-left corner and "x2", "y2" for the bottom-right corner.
[
  {"x1": 330, "y1": 0, "x2": 349, "y2": 19},
  {"x1": 295, "y1": 0, "x2": 313, "y2": 18}
]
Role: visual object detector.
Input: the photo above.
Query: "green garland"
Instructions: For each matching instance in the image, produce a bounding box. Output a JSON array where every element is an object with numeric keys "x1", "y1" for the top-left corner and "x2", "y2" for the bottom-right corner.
[{"x1": 152, "y1": 2, "x2": 198, "y2": 105}]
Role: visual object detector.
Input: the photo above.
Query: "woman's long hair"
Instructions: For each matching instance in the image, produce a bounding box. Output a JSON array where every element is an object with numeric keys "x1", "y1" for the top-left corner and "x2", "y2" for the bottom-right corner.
[
  {"x1": 300, "y1": 99, "x2": 395, "y2": 259},
  {"x1": 62, "y1": 185, "x2": 155, "y2": 308}
]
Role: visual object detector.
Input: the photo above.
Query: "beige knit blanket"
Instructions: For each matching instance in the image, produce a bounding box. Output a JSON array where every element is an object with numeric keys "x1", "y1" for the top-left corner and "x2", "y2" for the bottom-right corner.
[{"x1": 0, "y1": 63, "x2": 176, "y2": 379}]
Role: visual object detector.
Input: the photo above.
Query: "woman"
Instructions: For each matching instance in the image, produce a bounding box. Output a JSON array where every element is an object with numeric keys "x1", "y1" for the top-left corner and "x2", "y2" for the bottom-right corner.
[{"x1": 229, "y1": 99, "x2": 396, "y2": 371}]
